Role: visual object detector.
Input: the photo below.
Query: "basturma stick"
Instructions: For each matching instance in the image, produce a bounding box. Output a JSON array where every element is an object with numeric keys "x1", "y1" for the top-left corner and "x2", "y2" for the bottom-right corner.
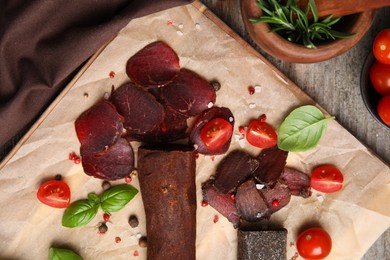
[{"x1": 137, "y1": 145, "x2": 196, "y2": 260}]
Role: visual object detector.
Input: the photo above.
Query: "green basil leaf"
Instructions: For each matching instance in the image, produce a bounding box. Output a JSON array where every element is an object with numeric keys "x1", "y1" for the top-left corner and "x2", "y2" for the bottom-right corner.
[
  {"x1": 49, "y1": 247, "x2": 83, "y2": 260},
  {"x1": 62, "y1": 199, "x2": 99, "y2": 228},
  {"x1": 87, "y1": 193, "x2": 100, "y2": 205},
  {"x1": 100, "y1": 184, "x2": 138, "y2": 213},
  {"x1": 277, "y1": 105, "x2": 335, "y2": 152}
]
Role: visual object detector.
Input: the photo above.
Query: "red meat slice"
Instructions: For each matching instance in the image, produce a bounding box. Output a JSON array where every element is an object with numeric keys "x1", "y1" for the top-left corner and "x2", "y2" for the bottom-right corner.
[
  {"x1": 111, "y1": 83, "x2": 165, "y2": 135},
  {"x1": 235, "y1": 179, "x2": 270, "y2": 222},
  {"x1": 202, "y1": 180, "x2": 241, "y2": 228},
  {"x1": 214, "y1": 150, "x2": 259, "y2": 194},
  {"x1": 129, "y1": 119, "x2": 188, "y2": 143},
  {"x1": 161, "y1": 69, "x2": 216, "y2": 117},
  {"x1": 75, "y1": 100, "x2": 124, "y2": 153},
  {"x1": 126, "y1": 41, "x2": 180, "y2": 87},
  {"x1": 261, "y1": 184, "x2": 291, "y2": 214},
  {"x1": 253, "y1": 146, "x2": 288, "y2": 187},
  {"x1": 190, "y1": 107, "x2": 234, "y2": 155},
  {"x1": 280, "y1": 167, "x2": 311, "y2": 198},
  {"x1": 81, "y1": 138, "x2": 134, "y2": 180}
]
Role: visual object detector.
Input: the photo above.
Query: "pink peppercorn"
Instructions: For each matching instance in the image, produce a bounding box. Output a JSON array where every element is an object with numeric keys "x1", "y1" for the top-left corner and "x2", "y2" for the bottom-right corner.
[{"x1": 248, "y1": 86, "x2": 255, "y2": 95}]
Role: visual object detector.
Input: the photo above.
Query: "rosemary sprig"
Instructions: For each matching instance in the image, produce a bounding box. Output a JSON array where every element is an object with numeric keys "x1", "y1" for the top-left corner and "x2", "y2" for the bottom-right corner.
[{"x1": 250, "y1": 0, "x2": 355, "y2": 49}]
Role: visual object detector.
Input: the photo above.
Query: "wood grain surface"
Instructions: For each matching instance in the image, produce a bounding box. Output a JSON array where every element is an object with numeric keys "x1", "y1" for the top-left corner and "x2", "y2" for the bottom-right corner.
[{"x1": 200, "y1": 0, "x2": 390, "y2": 259}]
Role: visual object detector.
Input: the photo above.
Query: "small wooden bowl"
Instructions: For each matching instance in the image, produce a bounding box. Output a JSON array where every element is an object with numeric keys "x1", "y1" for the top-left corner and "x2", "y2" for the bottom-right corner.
[{"x1": 241, "y1": 0, "x2": 376, "y2": 63}]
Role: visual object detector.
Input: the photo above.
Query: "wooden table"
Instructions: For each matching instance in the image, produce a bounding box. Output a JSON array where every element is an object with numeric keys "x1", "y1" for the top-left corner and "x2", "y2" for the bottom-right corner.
[{"x1": 200, "y1": 0, "x2": 390, "y2": 259}]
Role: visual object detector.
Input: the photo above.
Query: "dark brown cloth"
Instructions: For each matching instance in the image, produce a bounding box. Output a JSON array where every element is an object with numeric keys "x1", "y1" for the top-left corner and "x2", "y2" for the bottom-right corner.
[{"x1": 0, "y1": 0, "x2": 193, "y2": 160}]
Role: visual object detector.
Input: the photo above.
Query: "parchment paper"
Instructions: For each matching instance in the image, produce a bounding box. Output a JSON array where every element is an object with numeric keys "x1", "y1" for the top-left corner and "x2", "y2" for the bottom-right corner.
[{"x1": 0, "y1": 2, "x2": 389, "y2": 260}]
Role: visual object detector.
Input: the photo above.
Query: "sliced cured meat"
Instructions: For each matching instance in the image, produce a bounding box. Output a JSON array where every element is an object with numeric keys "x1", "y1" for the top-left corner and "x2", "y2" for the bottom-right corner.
[
  {"x1": 202, "y1": 180, "x2": 241, "y2": 228},
  {"x1": 235, "y1": 179, "x2": 270, "y2": 222},
  {"x1": 190, "y1": 107, "x2": 234, "y2": 155},
  {"x1": 111, "y1": 83, "x2": 165, "y2": 135},
  {"x1": 128, "y1": 104, "x2": 188, "y2": 143},
  {"x1": 75, "y1": 100, "x2": 123, "y2": 153},
  {"x1": 253, "y1": 146, "x2": 288, "y2": 187},
  {"x1": 161, "y1": 68, "x2": 216, "y2": 117},
  {"x1": 261, "y1": 184, "x2": 291, "y2": 214},
  {"x1": 126, "y1": 41, "x2": 180, "y2": 87},
  {"x1": 81, "y1": 138, "x2": 134, "y2": 180},
  {"x1": 129, "y1": 119, "x2": 188, "y2": 143},
  {"x1": 214, "y1": 150, "x2": 259, "y2": 194},
  {"x1": 280, "y1": 167, "x2": 311, "y2": 198},
  {"x1": 137, "y1": 145, "x2": 196, "y2": 260}
]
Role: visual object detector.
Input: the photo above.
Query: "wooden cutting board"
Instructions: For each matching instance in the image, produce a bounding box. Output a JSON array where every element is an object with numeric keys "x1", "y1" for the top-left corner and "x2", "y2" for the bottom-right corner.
[{"x1": 0, "y1": 2, "x2": 389, "y2": 259}]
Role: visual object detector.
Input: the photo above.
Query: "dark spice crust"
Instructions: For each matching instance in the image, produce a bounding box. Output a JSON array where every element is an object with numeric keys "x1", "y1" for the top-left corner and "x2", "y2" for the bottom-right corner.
[
  {"x1": 138, "y1": 145, "x2": 196, "y2": 260},
  {"x1": 237, "y1": 229, "x2": 287, "y2": 260}
]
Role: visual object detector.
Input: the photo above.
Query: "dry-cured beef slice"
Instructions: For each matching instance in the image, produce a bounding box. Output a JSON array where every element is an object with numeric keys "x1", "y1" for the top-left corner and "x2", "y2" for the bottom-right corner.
[
  {"x1": 129, "y1": 119, "x2": 188, "y2": 143},
  {"x1": 75, "y1": 100, "x2": 123, "y2": 153},
  {"x1": 214, "y1": 150, "x2": 259, "y2": 194},
  {"x1": 235, "y1": 179, "x2": 270, "y2": 222},
  {"x1": 80, "y1": 138, "x2": 134, "y2": 180},
  {"x1": 137, "y1": 145, "x2": 196, "y2": 260},
  {"x1": 280, "y1": 167, "x2": 312, "y2": 198},
  {"x1": 111, "y1": 83, "x2": 165, "y2": 135},
  {"x1": 261, "y1": 184, "x2": 291, "y2": 214},
  {"x1": 126, "y1": 41, "x2": 180, "y2": 87},
  {"x1": 190, "y1": 107, "x2": 234, "y2": 155},
  {"x1": 237, "y1": 229, "x2": 288, "y2": 260},
  {"x1": 202, "y1": 180, "x2": 241, "y2": 228},
  {"x1": 253, "y1": 145, "x2": 288, "y2": 187},
  {"x1": 128, "y1": 105, "x2": 188, "y2": 143},
  {"x1": 161, "y1": 68, "x2": 216, "y2": 117}
]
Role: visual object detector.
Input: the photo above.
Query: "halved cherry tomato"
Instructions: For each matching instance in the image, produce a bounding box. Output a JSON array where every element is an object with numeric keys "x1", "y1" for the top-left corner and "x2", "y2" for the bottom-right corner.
[
  {"x1": 246, "y1": 114, "x2": 277, "y2": 149},
  {"x1": 370, "y1": 61, "x2": 390, "y2": 96},
  {"x1": 377, "y1": 95, "x2": 390, "y2": 126},
  {"x1": 37, "y1": 180, "x2": 71, "y2": 208},
  {"x1": 200, "y1": 118, "x2": 233, "y2": 151},
  {"x1": 310, "y1": 165, "x2": 343, "y2": 193},
  {"x1": 296, "y1": 227, "x2": 332, "y2": 259},
  {"x1": 373, "y1": 29, "x2": 390, "y2": 65}
]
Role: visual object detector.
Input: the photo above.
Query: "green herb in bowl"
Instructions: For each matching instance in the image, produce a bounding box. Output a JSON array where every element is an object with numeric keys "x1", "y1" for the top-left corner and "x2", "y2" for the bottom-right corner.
[{"x1": 250, "y1": 0, "x2": 355, "y2": 49}]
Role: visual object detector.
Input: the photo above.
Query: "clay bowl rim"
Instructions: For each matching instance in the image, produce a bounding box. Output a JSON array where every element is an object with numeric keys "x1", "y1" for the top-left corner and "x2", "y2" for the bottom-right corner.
[
  {"x1": 240, "y1": 0, "x2": 376, "y2": 63},
  {"x1": 360, "y1": 52, "x2": 390, "y2": 130}
]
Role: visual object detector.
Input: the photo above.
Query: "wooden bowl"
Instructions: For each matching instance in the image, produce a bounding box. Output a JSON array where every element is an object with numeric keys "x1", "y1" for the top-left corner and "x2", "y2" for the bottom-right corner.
[{"x1": 241, "y1": 0, "x2": 376, "y2": 63}]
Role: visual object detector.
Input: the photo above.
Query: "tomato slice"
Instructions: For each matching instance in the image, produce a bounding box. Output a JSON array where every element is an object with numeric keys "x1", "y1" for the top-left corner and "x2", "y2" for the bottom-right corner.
[
  {"x1": 296, "y1": 227, "x2": 332, "y2": 259},
  {"x1": 200, "y1": 118, "x2": 233, "y2": 151},
  {"x1": 246, "y1": 114, "x2": 277, "y2": 149},
  {"x1": 37, "y1": 180, "x2": 71, "y2": 208},
  {"x1": 310, "y1": 165, "x2": 343, "y2": 193}
]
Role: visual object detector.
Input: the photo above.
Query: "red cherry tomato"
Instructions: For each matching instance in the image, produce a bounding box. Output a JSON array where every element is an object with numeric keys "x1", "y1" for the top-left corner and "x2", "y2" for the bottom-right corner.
[
  {"x1": 200, "y1": 118, "x2": 233, "y2": 151},
  {"x1": 37, "y1": 180, "x2": 71, "y2": 208},
  {"x1": 296, "y1": 227, "x2": 332, "y2": 259},
  {"x1": 373, "y1": 29, "x2": 390, "y2": 65},
  {"x1": 377, "y1": 95, "x2": 390, "y2": 126},
  {"x1": 370, "y1": 61, "x2": 390, "y2": 96},
  {"x1": 246, "y1": 114, "x2": 277, "y2": 148},
  {"x1": 310, "y1": 165, "x2": 343, "y2": 193}
]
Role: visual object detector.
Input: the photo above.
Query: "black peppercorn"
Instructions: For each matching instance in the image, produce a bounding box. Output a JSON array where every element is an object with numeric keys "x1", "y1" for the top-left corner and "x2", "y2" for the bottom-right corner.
[
  {"x1": 98, "y1": 222, "x2": 108, "y2": 234},
  {"x1": 138, "y1": 236, "x2": 147, "y2": 248},
  {"x1": 211, "y1": 81, "x2": 221, "y2": 92},
  {"x1": 129, "y1": 215, "x2": 139, "y2": 228},
  {"x1": 102, "y1": 181, "x2": 111, "y2": 191}
]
